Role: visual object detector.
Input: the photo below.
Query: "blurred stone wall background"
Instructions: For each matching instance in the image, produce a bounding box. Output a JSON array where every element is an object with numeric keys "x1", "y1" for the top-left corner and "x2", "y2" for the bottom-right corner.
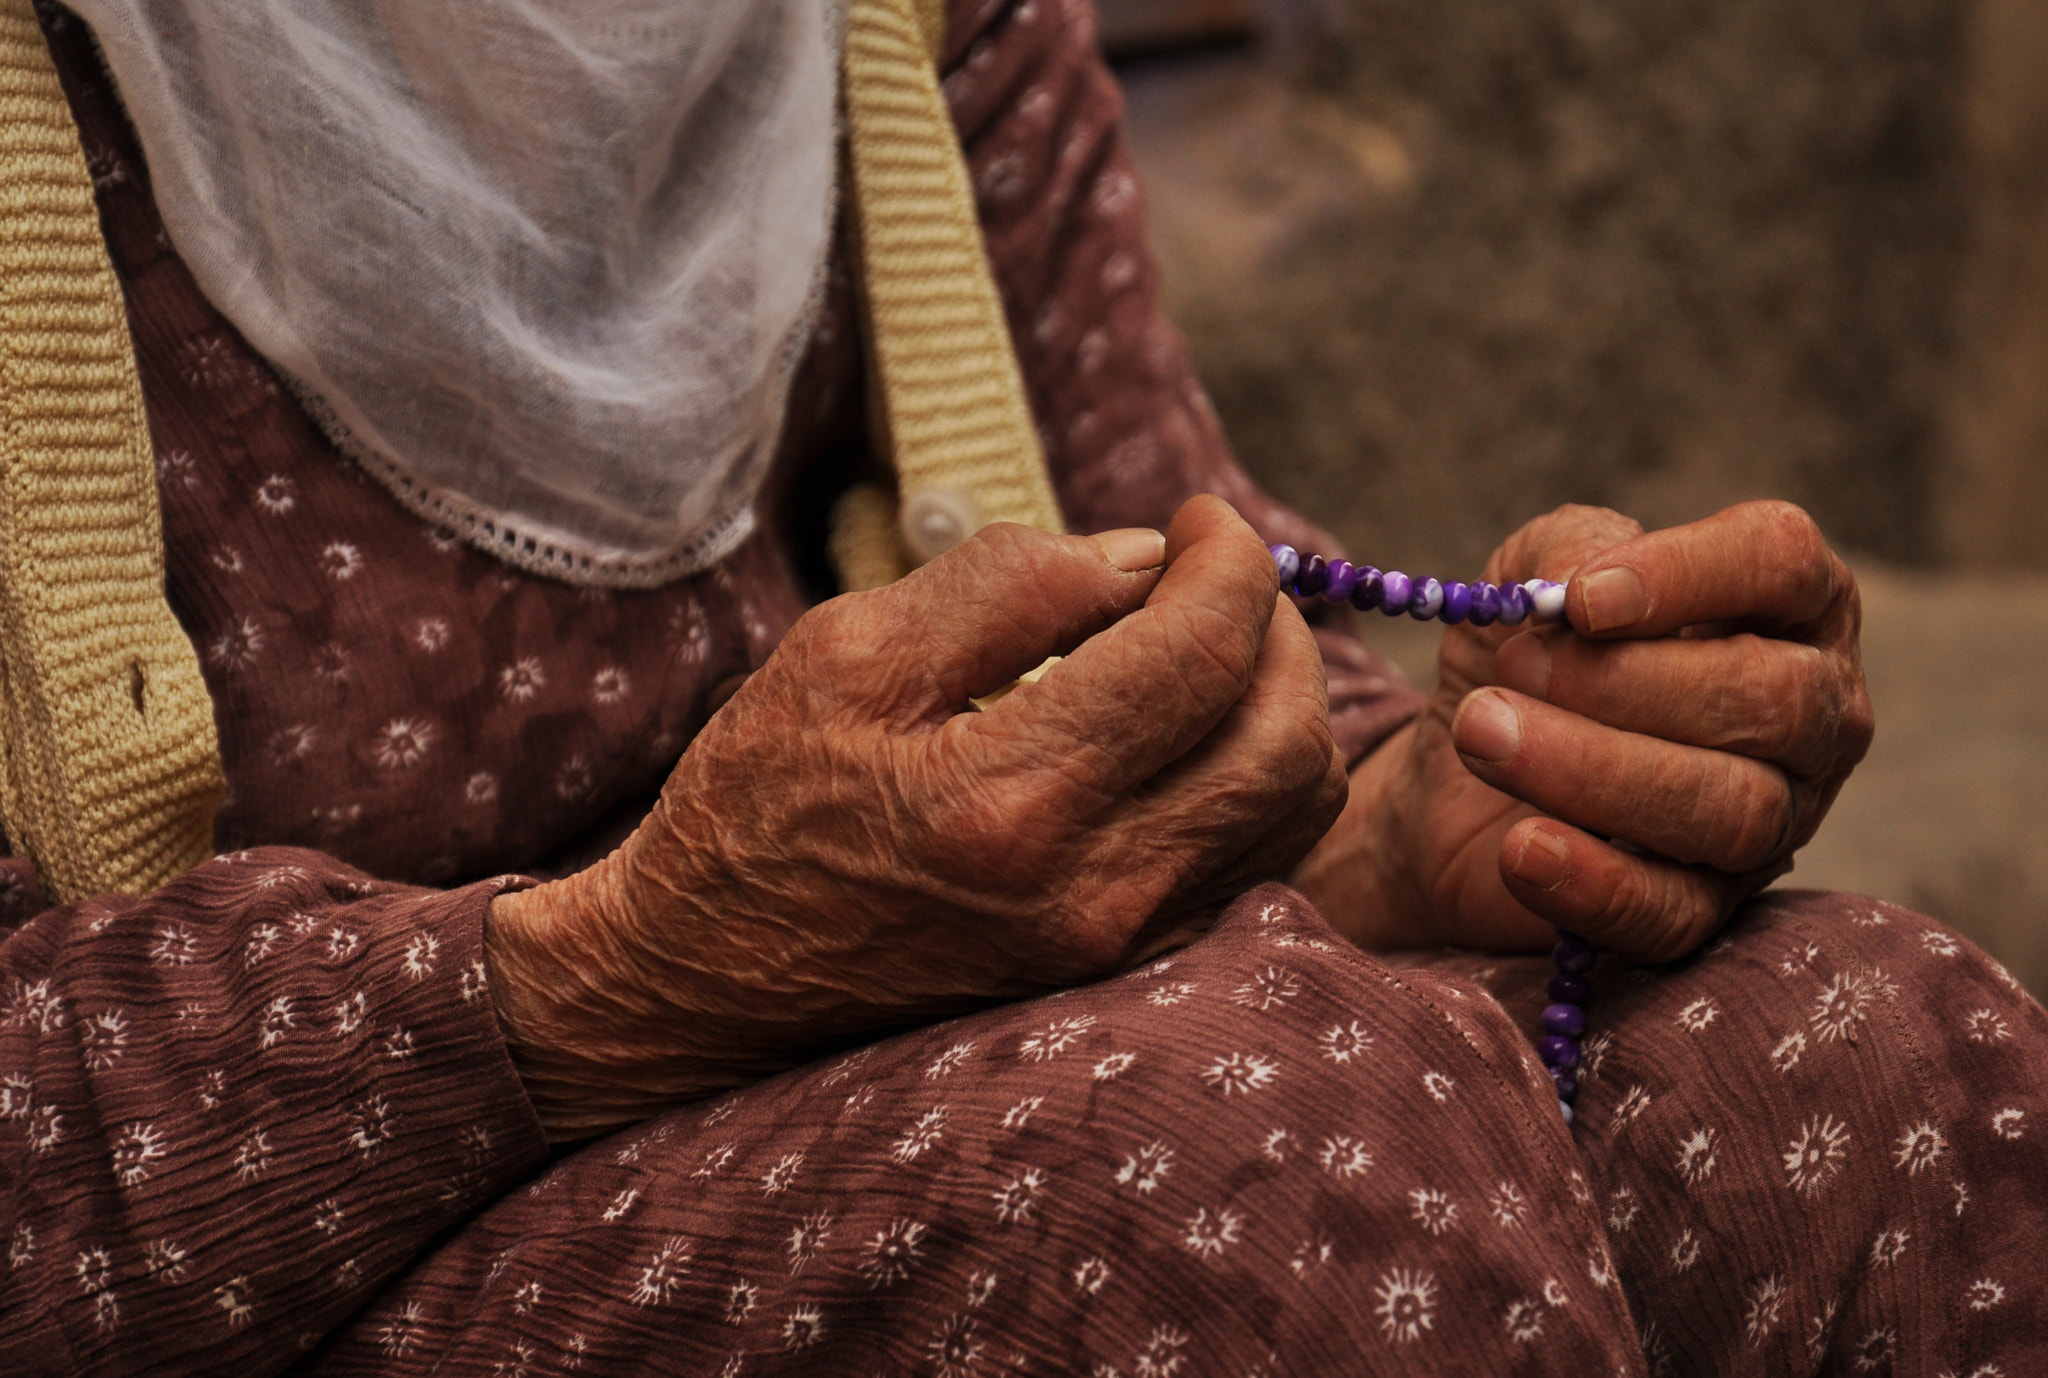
[{"x1": 1101, "y1": 0, "x2": 2048, "y2": 990}]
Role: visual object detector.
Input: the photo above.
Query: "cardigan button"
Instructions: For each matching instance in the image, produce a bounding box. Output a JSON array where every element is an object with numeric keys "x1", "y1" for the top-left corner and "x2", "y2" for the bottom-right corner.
[{"x1": 899, "y1": 486, "x2": 982, "y2": 565}]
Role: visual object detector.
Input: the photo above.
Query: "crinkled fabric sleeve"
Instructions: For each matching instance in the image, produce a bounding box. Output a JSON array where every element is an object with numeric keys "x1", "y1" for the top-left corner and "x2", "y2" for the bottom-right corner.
[
  {"x1": 943, "y1": 0, "x2": 1425, "y2": 766},
  {"x1": 0, "y1": 847, "x2": 548, "y2": 1376}
]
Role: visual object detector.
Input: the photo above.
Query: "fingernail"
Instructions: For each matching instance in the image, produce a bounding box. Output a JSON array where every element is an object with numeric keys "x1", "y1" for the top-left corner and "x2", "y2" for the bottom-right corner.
[
  {"x1": 1090, "y1": 527, "x2": 1167, "y2": 572},
  {"x1": 1493, "y1": 632, "x2": 1552, "y2": 700},
  {"x1": 1577, "y1": 567, "x2": 1647, "y2": 632},
  {"x1": 1453, "y1": 690, "x2": 1522, "y2": 764},
  {"x1": 1510, "y1": 827, "x2": 1572, "y2": 890}
]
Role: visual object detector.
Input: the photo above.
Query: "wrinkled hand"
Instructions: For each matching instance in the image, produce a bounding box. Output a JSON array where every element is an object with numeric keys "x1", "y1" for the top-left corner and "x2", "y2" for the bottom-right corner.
[
  {"x1": 487, "y1": 497, "x2": 1346, "y2": 1137},
  {"x1": 1297, "y1": 501, "x2": 1873, "y2": 962}
]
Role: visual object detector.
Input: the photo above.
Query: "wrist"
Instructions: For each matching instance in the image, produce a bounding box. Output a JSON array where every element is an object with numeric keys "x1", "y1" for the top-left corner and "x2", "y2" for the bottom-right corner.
[
  {"x1": 485, "y1": 872, "x2": 636, "y2": 1140},
  {"x1": 483, "y1": 860, "x2": 763, "y2": 1141}
]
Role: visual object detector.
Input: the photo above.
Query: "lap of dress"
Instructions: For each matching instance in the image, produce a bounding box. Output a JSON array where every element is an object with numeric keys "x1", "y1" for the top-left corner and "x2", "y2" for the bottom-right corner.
[
  {"x1": 1435, "y1": 889, "x2": 2047, "y2": 1378},
  {"x1": 301, "y1": 886, "x2": 2047, "y2": 1378}
]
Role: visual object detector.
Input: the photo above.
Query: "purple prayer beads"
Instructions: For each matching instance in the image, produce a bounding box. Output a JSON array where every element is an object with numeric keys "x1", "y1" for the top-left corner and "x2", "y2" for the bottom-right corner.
[
  {"x1": 1267, "y1": 545, "x2": 1567, "y2": 627},
  {"x1": 1266, "y1": 544, "x2": 1589, "y2": 1124},
  {"x1": 1295, "y1": 553, "x2": 1330, "y2": 598},
  {"x1": 1441, "y1": 581, "x2": 1472, "y2": 624},
  {"x1": 1545, "y1": 932, "x2": 1596, "y2": 1124},
  {"x1": 1379, "y1": 570, "x2": 1413, "y2": 615},
  {"x1": 1324, "y1": 559, "x2": 1361, "y2": 602}
]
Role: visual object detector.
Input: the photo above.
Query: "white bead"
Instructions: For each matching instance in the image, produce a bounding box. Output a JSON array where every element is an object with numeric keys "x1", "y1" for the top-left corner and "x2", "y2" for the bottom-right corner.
[
  {"x1": 1412, "y1": 577, "x2": 1444, "y2": 621},
  {"x1": 1525, "y1": 579, "x2": 1568, "y2": 623}
]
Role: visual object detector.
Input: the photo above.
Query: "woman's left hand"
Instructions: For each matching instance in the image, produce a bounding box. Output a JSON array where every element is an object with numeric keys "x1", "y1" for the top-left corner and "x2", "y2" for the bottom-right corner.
[{"x1": 1296, "y1": 500, "x2": 1875, "y2": 961}]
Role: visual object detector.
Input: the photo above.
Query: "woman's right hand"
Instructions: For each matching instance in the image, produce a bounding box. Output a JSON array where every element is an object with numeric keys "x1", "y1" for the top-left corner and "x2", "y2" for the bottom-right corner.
[{"x1": 483, "y1": 496, "x2": 1347, "y2": 1139}]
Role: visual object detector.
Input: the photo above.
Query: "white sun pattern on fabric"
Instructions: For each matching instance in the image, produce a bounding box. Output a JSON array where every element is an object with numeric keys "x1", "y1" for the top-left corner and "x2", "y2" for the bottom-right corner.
[
  {"x1": 68, "y1": 0, "x2": 845, "y2": 587},
  {"x1": 514, "y1": 897, "x2": 1999, "y2": 1369},
  {"x1": 13, "y1": 844, "x2": 2047, "y2": 1374}
]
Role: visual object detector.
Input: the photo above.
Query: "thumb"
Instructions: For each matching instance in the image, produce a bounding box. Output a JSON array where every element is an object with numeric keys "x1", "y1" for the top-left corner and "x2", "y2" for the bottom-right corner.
[{"x1": 857, "y1": 522, "x2": 1167, "y2": 721}]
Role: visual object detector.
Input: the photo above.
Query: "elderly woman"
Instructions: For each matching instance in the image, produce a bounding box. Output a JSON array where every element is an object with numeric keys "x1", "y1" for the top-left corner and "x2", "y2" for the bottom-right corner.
[{"x1": 1, "y1": 1, "x2": 2041, "y2": 1374}]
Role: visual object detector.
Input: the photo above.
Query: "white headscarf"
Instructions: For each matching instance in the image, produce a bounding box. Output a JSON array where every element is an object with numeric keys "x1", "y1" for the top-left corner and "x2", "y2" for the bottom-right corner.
[{"x1": 72, "y1": 0, "x2": 842, "y2": 586}]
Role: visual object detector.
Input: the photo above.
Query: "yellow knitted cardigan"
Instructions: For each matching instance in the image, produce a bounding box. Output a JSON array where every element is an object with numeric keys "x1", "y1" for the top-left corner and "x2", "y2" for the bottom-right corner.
[{"x1": 0, "y1": 0, "x2": 1060, "y2": 901}]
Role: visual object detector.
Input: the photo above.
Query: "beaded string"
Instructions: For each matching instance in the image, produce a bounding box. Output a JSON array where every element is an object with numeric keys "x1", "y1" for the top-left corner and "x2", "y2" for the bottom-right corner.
[
  {"x1": 1270, "y1": 543, "x2": 1590, "y2": 1125},
  {"x1": 1266, "y1": 542, "x2": 1569, "y2": 626},
  {"x1": 1541, "y1": 934, "x2": 1595, "y2": 1125}
]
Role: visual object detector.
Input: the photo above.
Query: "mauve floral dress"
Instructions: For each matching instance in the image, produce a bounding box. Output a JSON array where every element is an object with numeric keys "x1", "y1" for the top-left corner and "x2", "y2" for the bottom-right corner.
[{"x1": 3, "y1": 3, "x2": 2044, "y2": 1375}]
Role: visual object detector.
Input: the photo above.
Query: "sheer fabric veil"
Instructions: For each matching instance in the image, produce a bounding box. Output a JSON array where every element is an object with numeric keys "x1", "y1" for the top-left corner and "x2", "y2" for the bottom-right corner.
[{"x1": 70, "y1": 0, "x2": 842, "y2": 585}]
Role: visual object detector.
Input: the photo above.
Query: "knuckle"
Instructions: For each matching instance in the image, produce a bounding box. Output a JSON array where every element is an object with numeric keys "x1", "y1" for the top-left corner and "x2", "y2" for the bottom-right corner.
[
  {"x1": 1746, "y1": 644, "x2": 1870, "y2": 776},
  {"x1": 1293, "y1": 712, "x2": 1342, "y2": 797},
  {"x1": 1799, "y1": 664, "x2": 1848, "y2": 773},
  {"x1": 1805, "y1": 650, "x2": 1849, "y2": 741},
  {"x1": 1586, "y1": 861, "x2": 1665, "y2": 956},
  {"x1": 1167, "y1": 601, "x2": 1261, "y2": 699},
  {"x1": 1839, "y1": 682, "x2": 1877, "y2": 765},
  {"x1": 1542, "y1": 504, "x2": 1644, "y2": 565},
  {"x1": 1764, "y1": 648, "x2": 1838, "y2": 769},
  {"x1": 946, "y1": 769, "x2": 1072, "y2": 878},
  {"x1": 1656, "y1": 875, "x2": 1728, "y2": 962},
  {"x1": 1550, "y1": 502, "x2": 1644, "y2": 539},
  {"x1": 1615, "y1": 867, "x2": 1719, "y2": 963},
  {"x1": 1751, "y1": 499, "x2": 1823, "y2": 551},
  {"x1": 1246, "y1": 687, "x2": 1335, "y2": 802},
  {"x1": 1022, "y1": 732, "x2": 1125, "y2": 815},
  {"x1": 951, "y1": 523, "x2": 1074, "y2": 601},
  {"x1": 1704, "y1": 757, "x2": 1793, "y2": 871},
  {"x1": 967, "y1": 520, "x2": 1038, "y2": 564},
  {"x1": 1836, "y1": 561, "x2": 1865, "y2": 636},
  {"x1": 1317, "y1": 745, "x2": 1349, "y2": 814},
  {"x1": 1750, "y1": 501, "x2": 1834, "y2": 605},
  {"x1": 1714, "y1": 635, "x2": 1794, "y2": 754},
  {"x1": 778, "y1": 600, "x2": 855, "y2": 675},
  {"x1": 1280, "y1": 722, "x2": 1333, "y2": 793},
  {"x1": 1492, "y1": 505, "x2": 1645, "y2": 582}
]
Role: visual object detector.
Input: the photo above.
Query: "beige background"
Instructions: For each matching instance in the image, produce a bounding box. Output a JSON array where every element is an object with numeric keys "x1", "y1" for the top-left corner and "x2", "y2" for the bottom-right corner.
[{"x1": 1106, "y1": 0, "x2": 2048, "y2": 991}]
